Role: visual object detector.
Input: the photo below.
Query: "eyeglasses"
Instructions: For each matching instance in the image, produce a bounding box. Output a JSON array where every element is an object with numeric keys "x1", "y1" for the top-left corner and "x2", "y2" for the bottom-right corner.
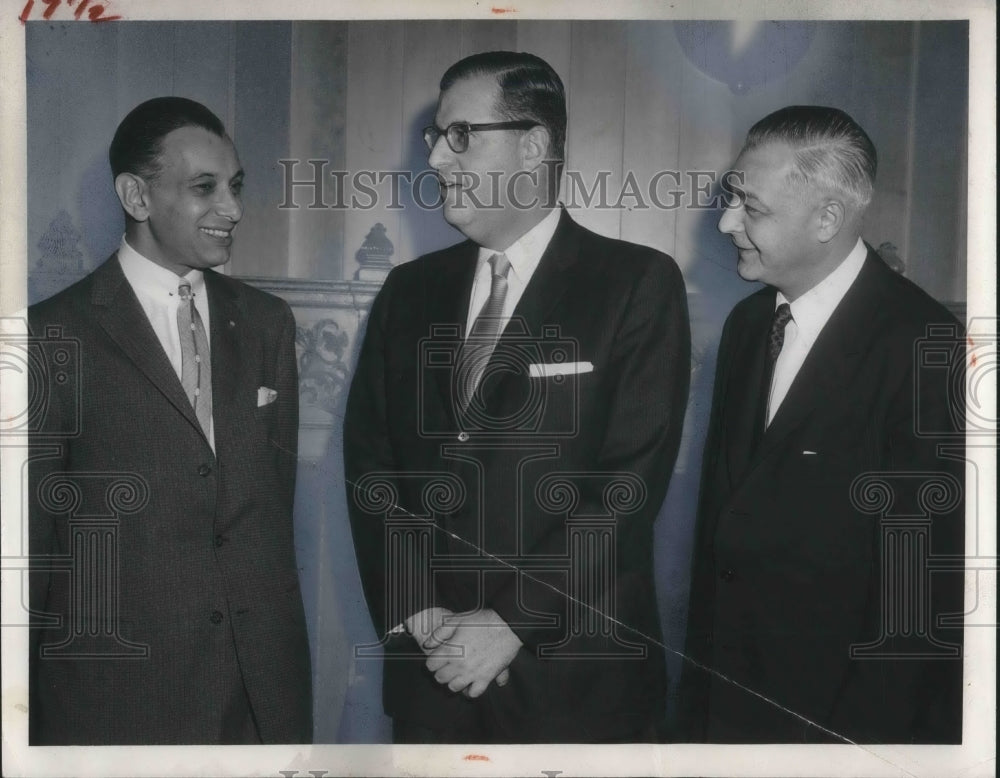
[{"x1": 422, "y1": 120, "x2": 539, "y2": 153}]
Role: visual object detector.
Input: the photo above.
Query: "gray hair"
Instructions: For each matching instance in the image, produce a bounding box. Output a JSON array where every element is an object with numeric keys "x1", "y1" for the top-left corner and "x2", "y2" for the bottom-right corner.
[{"x1": 743, "y1": 105, "x2": 877, "y2": 209}]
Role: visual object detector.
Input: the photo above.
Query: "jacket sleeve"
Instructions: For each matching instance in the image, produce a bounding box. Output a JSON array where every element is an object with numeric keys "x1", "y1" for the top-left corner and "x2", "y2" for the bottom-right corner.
[
  {"x1": 26, "y1": 307, "x2": 73, "y2": 732},
  {"x1": 827, "y1": 319, "x2": 965, "y2": 743},
  {"x1": 670, "y1": 302, "x2": 743, "y2": 741},
  {"x1": 343, "y1": 273, "x2": 437, "y2": 639}
]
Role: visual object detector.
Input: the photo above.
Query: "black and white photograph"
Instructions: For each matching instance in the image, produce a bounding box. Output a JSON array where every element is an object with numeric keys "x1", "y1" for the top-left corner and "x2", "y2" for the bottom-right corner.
[{"x1": 0, "y1": 1, "x2": 994, "y2": 776}]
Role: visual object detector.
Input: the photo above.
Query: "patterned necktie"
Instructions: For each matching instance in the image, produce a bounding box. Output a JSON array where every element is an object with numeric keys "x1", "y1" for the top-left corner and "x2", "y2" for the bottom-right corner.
[
  {"x1": 457, "y1": 253, "x2": 511, "y2": 411},
  {"x1": 177, "y1": 280, "x2": 213, "y2": 436},
  {"x1": 760, "y1": 302, "x2": 793, "y2": 431}
]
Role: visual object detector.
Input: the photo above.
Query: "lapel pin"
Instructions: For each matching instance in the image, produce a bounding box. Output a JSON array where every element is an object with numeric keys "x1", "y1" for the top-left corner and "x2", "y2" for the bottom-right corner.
[{"x1": 228, "y1": 320, "x2": 236, "y2": 328}]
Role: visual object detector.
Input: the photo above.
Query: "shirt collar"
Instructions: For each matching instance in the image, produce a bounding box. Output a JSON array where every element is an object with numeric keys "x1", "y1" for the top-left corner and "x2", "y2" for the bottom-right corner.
[
  {"x1": 118, "y1": 236, "x2": 206, "y2": 300},
  {"x1": 776, "y1": 238, "x2": 867, "y2": 339},
  {"x1": 477, "y1": 208, "x2": 561, "y2": 284}
]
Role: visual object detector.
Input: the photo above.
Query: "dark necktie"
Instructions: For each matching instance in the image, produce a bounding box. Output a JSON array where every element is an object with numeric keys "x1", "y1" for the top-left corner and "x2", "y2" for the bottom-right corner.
[
  {"x1": 177, "y1": 280, "x2": 213, "y2": 437},
  {"x1": 456, "y1": 253, "x2": 511, "y2": 411},
  {"x1": 754, "y1": 302, "x2": 793, "y2": 446}
]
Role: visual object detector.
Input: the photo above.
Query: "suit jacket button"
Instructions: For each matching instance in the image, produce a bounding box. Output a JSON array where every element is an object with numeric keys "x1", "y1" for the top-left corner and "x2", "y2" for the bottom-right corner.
[
  {"x1": 720, "y1": 568, "x2": 736, "y2": 582},
  {"x1": 457, "y1": 431, "x2": 470, "y2": 442},
  {"x1": 198, "y1": 464, "x2": 212, "y2": 477},
  {"x1": 210, "y1": 610, "x2": 224, "y2": 624},
  {"x1": 214, "y1": 535, "x2": 225, "y2": 548}
]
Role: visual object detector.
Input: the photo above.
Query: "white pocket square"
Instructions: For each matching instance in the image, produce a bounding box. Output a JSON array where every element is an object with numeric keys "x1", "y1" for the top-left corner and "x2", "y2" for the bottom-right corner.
[
  {"x1": 257, "y1": 387, "x2": 278, "y2": 407},
  {"x1": 528, "y1": 361, "x2": 594, "y2": 378}
]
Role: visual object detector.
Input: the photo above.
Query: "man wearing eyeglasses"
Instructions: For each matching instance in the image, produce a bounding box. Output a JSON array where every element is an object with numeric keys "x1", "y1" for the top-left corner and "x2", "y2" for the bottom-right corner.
[{"x1": 345, "y1": 51, "x2": 690, "y2": 743}]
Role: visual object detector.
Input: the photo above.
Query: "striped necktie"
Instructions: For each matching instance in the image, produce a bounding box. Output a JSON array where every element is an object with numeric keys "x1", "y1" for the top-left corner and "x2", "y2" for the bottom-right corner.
[
  {"x1": 457, "y1": 253, "x2": 511, "y2": 412},
  {"x1": 755, "y1": 302, "x2": 793, "y2": 444},
  {"x1": 177, "y1": 280, "x2": 213, "y2": 437}
]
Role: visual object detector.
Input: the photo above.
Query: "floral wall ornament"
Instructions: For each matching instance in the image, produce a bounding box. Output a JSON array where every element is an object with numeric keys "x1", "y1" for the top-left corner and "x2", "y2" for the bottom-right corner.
[
  {"x1": 296, "y1": 318, "x2": 351, "y2": 419},
  {"x1": 877, "y1": 242, "x2": 907, "y2": 275},
  {"x1": 30, "y1": 209, "x2": 87, "y2": 304}
]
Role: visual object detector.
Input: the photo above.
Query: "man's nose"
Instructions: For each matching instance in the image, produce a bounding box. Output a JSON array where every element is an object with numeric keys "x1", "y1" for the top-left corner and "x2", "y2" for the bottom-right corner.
[
  {"x1": 217, "y1": 187, "x2": 243, "y2": 222},
  {"x1": 427, "y1": 133, "x2": 453, "y2": 170},
  {"x1": 718, "y1": 202, "x2": 742, "y2": 234}
]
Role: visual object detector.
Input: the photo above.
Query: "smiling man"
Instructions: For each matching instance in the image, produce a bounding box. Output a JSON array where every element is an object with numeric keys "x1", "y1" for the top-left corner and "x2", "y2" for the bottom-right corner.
[
  {"x1": 345, "y1": 51, "x2": 690, "y2": 743},
  {"x1": 678, "y1": 106, "x2": 965, "y2": 743},
  {"x1": 28, "y1": 97, "x2": 311, "y2": 744}
]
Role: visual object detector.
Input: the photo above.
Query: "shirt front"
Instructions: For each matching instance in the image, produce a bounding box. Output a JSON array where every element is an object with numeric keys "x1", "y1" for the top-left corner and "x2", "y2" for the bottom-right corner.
[
  {"x1": 117, "y1": 237, "x2": 215, "y2": 449},
  {"x1": 767, "y1": 237, "x2": 868, "y2": 424},
  {"x1": 464, "y1": 207, "x2": 561, "y2": 338}
]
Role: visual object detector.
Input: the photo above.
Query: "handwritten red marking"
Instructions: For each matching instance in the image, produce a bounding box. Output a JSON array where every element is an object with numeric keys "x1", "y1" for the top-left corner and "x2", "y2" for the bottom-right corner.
[
  {"x1": 89, "y1": 4, "x2": 120, "y2": 21},
  {"x1": 491, "y1": 6, "x2": 516, "y2": 14},
  {"x1": 463, "y1": 754, "x2": 490, "y2": 761},
  {"x1": 18, "y1": 0, "x2": 121, "y2": 23},
  {"x1": 967, "y1": 336, "x2": 975, "y2": 346},
  {"x1": 971, "y1": 353, "x2": 977, "y2": 367}
]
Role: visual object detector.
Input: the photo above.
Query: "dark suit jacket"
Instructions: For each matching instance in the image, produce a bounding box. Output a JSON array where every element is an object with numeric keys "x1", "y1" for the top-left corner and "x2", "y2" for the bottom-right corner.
[
  {"x1": 28, "y1": 255, "x2": 312, "y2": 744},
  {"x1": 344, "y1": 211, "x2": 690, "y2": 742},
  {"x1": 679, "y1": 249, "x2": 964, "y2": 743}
]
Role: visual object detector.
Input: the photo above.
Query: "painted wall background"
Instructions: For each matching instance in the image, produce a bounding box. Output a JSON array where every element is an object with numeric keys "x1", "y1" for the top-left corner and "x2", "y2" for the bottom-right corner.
[{"x1": 24, "y1": 18, "x2": 969, "y2": 743}]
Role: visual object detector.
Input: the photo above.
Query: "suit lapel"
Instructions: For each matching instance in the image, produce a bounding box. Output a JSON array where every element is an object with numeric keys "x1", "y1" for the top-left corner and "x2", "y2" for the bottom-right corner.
[
  {"x1": 430, "y1": 241, "x2": 479, "y2": 423},
  {"x1": 91, "y1": 254, "x2": 205, "y2": 439},
  {"x1": 503, "y1": 211, "x2": 578, "y2": 333},
  {"x1": 477, "y1": 211, "x2": 578, "y2": 409},
  {"x1": 754, "y1": 252, "x2": 886, "y2": 465},
  {"x1": 724, "y1": 292, "x2": 775, "y2": 484},
  {"x1": 205, "y1": 270, "x2": 245, "y2": 457}
]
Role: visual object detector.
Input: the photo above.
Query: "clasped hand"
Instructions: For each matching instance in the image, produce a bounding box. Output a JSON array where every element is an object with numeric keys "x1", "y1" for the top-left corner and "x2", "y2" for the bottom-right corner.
[{"x1": 406, "y1": 607, "x2": 521, "y2": 698}]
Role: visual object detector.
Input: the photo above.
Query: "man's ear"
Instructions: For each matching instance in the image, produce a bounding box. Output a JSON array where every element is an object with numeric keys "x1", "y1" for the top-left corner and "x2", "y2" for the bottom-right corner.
[
  {"x1": 520, "y1": 125, "x2": 551, "y2": 172},
  {"x1": 114, "y1": 173, "x2": 150, "y2": 222},
  {"x1": 815, "y1": 198, "x2": 846, "y2": 243}
]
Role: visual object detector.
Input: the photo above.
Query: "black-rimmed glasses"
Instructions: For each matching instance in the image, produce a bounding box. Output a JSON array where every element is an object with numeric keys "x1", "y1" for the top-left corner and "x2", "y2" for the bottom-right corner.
[{"x1": 422, "y1": 120, "x2": 538, "y2": 153}]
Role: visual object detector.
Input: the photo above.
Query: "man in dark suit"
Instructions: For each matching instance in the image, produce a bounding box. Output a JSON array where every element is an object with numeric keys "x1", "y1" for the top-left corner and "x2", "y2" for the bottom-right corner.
[
  {"x1": 345, "y1": 51, "x2": 690, "y2": 743},
  {"x1": 28, "y1": 97, "x2": 312, "y2": 744},
  {"x1": 679, "y1": 106, "x2": 965, "y2": 743}
]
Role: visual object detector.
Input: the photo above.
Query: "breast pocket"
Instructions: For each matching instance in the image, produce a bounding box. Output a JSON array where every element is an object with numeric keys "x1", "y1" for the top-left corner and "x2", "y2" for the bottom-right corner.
[
  {"x1": 531, "y1": 370, "x2": 600, "y2": 436},
  {"x1": 253, "y1": 398, "x2": 278, "y2": 432}
]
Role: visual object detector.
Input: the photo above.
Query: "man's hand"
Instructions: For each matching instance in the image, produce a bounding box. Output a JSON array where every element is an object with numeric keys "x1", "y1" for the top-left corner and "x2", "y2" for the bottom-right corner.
[
  {"x1": 423, "y1": 609, "x2": 521, "y2": 698},
  {"x1": 403, "y1": 607, "x2": 454, "y2": 656}
]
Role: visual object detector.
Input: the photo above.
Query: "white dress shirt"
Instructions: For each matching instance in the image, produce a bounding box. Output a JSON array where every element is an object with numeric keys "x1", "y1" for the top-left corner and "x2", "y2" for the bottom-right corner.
[
  {"x1": 117, "y1": 237, "x2": 215, "y2": 449},
  {"x1": 767, "y1": 237, "x2": 868, "y2": 424},
  {"x1": 464, "y1": 207, "x2": 561, "y2": 337}
]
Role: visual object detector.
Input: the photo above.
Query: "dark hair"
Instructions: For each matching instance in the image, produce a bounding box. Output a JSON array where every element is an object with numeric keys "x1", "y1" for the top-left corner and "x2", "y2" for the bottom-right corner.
[
  {"x1": 743, "y1": 105, "x2": 877, "y2": 208},
  {"x1": 440, "y1": 51, "x2": 566, "y2": 162},
  {"x1": 109, "y1": 96, "x2": 226, "y2": 180}
]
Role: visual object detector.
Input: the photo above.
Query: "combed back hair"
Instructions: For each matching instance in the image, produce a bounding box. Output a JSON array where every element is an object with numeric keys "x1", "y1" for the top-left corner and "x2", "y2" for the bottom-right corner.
[
  {"x1": 109, "y1": 96, "x2": 226, "y2": 180},
  {"x1": 440, "y1": 51, "x2": 567, "y2": 162},
  {"x1": 743, "y1": 105, "x2": 877, "y2": 209}
]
